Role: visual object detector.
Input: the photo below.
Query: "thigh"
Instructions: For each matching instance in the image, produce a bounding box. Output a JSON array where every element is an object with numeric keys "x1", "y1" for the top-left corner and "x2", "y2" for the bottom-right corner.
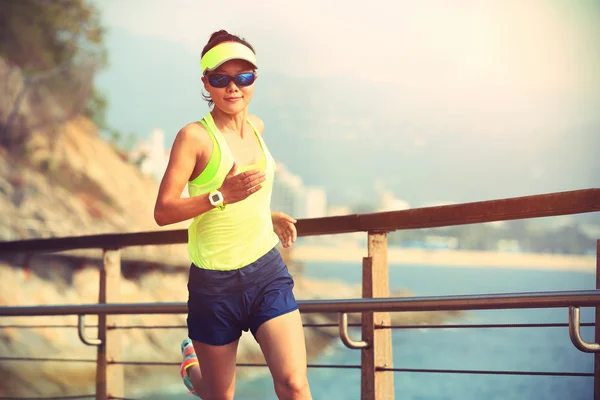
[
  {"x1": 187, "y1": 289, "x2": 244, "y2": 346},
  {"x1": 193, "y1": 339, "x2": 239, "y2": 398},
  {"x1": 255, "y1": 309, "x2": 308, "y2": 381}
]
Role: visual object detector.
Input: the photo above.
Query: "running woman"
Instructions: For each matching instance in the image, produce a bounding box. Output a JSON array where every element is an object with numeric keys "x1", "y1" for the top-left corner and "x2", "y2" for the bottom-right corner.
[{"x1": 154, "y1": 29, "x2": 312, "y2": 400}]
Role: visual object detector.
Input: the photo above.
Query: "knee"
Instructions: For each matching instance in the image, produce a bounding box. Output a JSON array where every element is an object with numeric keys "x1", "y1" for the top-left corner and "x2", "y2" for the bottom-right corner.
[{"x1": 275, "y1": 374, "x2": 310, "y2": 396}]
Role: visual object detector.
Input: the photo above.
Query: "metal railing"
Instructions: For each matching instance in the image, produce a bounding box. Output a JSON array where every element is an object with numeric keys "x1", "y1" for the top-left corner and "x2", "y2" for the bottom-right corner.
[{"x1": 0, "y1": 188, "x2": 599, "y2": 400}]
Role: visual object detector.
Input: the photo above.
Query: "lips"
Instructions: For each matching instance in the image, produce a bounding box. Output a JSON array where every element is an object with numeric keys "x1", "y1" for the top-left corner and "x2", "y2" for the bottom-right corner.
[{"x1": 224, "y1": 97, "x2": 242, "y2": 102}]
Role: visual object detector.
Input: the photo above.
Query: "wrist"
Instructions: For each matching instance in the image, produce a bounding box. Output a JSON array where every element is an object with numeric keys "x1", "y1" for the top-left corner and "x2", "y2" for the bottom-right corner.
[{"x1": 208, "y1": 190, "x2": 225, "y2": 210}]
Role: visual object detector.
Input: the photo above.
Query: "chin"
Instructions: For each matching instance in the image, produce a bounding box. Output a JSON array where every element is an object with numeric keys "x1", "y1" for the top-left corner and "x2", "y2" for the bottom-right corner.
[{"x1": 218, "y1": 103, "x2": 248, "y2": 115}]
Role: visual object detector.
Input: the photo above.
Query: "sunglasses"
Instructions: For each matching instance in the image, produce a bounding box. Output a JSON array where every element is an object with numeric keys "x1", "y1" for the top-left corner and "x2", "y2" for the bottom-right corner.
[{"x1": 206, "y1": 72, "x2": 256, "y2": 88}]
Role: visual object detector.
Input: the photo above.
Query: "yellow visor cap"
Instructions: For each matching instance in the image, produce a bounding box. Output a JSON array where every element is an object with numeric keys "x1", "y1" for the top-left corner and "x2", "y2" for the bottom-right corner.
[{"x1": 201, "y1": 41, "x2": 257, "y2": 74}]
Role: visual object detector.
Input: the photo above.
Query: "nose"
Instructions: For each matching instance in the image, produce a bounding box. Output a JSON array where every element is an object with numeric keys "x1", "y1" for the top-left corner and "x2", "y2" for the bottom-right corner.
[{"x1": 226, "y1": 79, "x2": 239, "y2": 92}]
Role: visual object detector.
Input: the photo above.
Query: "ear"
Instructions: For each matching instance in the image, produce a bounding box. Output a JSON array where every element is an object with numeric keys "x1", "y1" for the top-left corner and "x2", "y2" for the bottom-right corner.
[{"x1": 201, "y1": 76, "x2": 210, "y2": 91}]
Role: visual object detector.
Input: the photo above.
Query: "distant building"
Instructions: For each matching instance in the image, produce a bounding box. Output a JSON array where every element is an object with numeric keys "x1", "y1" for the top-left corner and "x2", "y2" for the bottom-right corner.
[
  {"x1": 304, "y1": 187, "x2": 327, "y2": 219},
  {"x1": 271, "y1": 162, "x2": 329, "y2": 220},
  {"x1": 271, "y1": 162, "x2": 305, "y2": 217},
  {"x1": 328, "y1": 205, "x2": 352, "y2": 216},
  {"x1": 129, "y1": 128, "x2": 170, "y2": 183},
  {"x1": 424, "y1": 235, "x2": 459, "y2": 250},
  {"x1": 379, "y1": 189, "x2": 410, "y2": 212},
  {"x1": 496, "y1": 239, "x2": 522, "y2": 253}
]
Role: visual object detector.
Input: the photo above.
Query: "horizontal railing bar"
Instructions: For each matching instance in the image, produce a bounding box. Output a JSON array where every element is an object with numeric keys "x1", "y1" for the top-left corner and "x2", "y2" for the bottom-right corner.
[
  {"x1": 303, "y1": 322, "x2": 598, "y2": 329},
  {"x1": 4, "y1": 356, "x2": 589, "y2": 377},
  {"x1": 107, "y1": 361, "x2": 361, "y2": 369},
  {"x1": 1, "y1": 290, "x2": 598, "y2": 316},
  {"x1": 0, "y1": 229, "x2": 188, "y2": 254},
  {"x1": 380, "y1": 322, "x2": 597, "y2": 329},
  {"x1": 0, "y1": 357, "x2": 95, "y2": 363},
  {"x1": 0, "y1": 396, "x2": 96, "y2": 400},
  {"x1": 237, "y1": 363, "x2": 362, "y2": 369},
  {"x1": 355, "y1": 188, "x2": 600, "y2": 233},
  {"x1": 0, "y1": 324, "x2": 95, "y2": 329},
  {"x1": 297, "y1": 290, "x2": 600, "y2": 313},
  {"x1": 0, "y1": 189, "x2": 597, "y2": 253},
  {"x1": 111, "y1": 325, "x2": 186, "y2": 330},
  {"x1": 0, "y1": 357, "x2": 360, "y2": 370},
  {"x1": 377, "y1": 367, "x2": 593, "y2": 377},
  {"x1": 109, "y1": 361, "x2": 178, "y2": 366},
  {"x1": 2, "y1": 322, "x2": 595, "y2": 330}
]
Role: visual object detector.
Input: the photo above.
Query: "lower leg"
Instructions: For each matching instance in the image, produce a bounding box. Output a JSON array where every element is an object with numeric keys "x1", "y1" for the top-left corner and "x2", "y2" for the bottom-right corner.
[
  {"x1": 181, "y1": 338, "x2": 238, "y2": 400},
  {"x1": 185, "y1": 363, "x2": 208, "y2": 399},
  {"x1": 181, "y1": 339, "x2": 207, "y2": 399}
]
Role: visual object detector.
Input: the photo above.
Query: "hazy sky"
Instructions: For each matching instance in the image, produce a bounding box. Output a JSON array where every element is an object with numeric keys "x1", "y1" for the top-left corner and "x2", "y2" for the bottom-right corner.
[
  {"x1": 92, "y1": 0, "x2": 599, "y2": 206},
  {"x1": 95, "y1": 0, "x2": 600, "y2": 140}
]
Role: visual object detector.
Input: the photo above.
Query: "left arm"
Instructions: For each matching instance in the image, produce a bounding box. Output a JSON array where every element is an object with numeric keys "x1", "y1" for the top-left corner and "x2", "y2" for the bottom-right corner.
[
  {"x1": 272, "y1": 211, "x2": 297, "y2": 248},
  {"x1": 251, "y1": 115, "x2": 298, "y2": 248}
]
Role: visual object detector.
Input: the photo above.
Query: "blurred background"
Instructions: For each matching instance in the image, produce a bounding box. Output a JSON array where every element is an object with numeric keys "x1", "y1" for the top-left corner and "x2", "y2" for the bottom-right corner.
[{"x1": 0, "y1": 0, "x2": 599, "y2": 399}]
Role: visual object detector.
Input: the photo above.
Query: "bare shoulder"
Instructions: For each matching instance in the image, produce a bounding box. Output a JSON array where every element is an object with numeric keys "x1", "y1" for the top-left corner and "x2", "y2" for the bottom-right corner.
[
  {"x1": 177, "y1": 121, "x2": 208, "y2": 143},
  {"x1": 248, "y1": 114, "x2": 265, "y2": 135},
  {"x1": 172, "y1": 121, "x2": 210, "y2": 152}
]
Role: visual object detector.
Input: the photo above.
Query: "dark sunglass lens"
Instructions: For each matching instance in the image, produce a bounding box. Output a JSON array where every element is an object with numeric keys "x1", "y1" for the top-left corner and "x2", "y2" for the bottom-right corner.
[
  {"x1": 208, "y1": 74, "x2": 230, "y2": 88},
  {"x1": 234, "y1": 73, "x2": 255, "y2": 87}
]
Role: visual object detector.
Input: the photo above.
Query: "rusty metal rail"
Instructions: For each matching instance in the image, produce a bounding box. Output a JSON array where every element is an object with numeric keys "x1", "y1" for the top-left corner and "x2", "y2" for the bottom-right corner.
[
  {"x1": 1, "y1": 290, "x2": 600, "y2": 316},
  {"x1": 1, "y1": 291, "x2": 599, "y2": 355},
  {"x1": 0, "y1": 189, "x2": 598, "y2": 254},
  {"x1": 0, "y1": 188, "x2": 598, "y2": 400}
]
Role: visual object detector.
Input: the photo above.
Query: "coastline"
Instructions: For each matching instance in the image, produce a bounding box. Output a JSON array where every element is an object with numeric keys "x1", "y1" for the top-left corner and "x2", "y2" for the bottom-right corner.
[{"x1": 291, "y1": 245, "x2": 596, "y2": 273}]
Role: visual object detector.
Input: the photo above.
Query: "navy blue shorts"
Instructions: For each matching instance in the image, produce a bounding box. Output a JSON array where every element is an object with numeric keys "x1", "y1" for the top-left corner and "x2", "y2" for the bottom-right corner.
[{"x1": 186, "y1": 247, "x2": 298, "y2": 346}]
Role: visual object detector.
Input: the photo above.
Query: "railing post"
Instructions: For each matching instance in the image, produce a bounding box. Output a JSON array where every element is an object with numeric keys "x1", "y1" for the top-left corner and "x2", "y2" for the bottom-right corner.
[
  {"x1": 96, "y1": 248, "x2": 123, "y2": 400},
  {"x1": 595, "y1": 240, "x2": 600, "y2": 400},
  {"x1": 361, "y1": 232, "x2": 394, "y2": 400}
]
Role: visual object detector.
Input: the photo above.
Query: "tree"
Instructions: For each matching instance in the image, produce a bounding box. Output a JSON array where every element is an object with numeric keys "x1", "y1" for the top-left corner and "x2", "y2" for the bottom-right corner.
[
  {"x1": 0, "y1": 0, "x2": 106, "y2": 72},
  {"x1": 0, "y1": 0, "x2": 108, "y2": 150}
]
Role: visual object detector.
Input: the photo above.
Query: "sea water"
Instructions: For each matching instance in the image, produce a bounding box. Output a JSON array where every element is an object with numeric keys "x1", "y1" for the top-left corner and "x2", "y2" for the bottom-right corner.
[{"x1": 146, "y1": 262, "x2": 596, "y2": 400}]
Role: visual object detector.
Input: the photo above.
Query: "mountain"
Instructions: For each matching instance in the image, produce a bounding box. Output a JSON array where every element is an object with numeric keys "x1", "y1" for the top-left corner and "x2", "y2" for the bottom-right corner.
[{"x1": 96, "y1": 27, "x2": 600, "y2": 212}]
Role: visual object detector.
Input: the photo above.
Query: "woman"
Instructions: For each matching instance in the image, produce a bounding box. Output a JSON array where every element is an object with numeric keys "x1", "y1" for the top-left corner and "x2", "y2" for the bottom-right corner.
[{"x1": 153, "y1": 30, "x2": 312, "y2": 400}]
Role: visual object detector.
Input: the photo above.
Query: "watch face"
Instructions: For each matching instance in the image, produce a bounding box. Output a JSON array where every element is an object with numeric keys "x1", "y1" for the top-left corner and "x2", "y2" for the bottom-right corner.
[{"x1": 211, "y1": 194, "x2": 220, "y2": 202}]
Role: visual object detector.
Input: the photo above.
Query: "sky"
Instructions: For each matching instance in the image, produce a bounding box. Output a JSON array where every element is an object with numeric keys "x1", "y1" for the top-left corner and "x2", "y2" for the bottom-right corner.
[
  {"x1": 91, "y1": 0, "x2": 600, "y2": 209},
  {"x1": 95, "y1": 0, "x2": 600, "y2": 127}
]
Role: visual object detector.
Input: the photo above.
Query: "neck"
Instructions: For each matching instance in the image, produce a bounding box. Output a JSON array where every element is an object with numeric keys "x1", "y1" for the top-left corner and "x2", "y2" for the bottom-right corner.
[{"x1": 211, "y1": 107, "x2": 248, "y2": 137}]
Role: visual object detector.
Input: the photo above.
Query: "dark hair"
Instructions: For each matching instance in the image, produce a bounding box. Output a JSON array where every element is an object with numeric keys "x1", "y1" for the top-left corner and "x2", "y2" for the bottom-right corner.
[
  {"x1": 201, "y1": 30, "x2": 255, "y2": 57},
  {"x1": 201, "y1": 30, "x2": 256, "y2": 108}
]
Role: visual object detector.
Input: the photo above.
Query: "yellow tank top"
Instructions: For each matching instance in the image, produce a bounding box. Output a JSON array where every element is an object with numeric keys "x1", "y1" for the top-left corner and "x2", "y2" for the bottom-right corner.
[{"x1": 186, "y1": 113, "x2": 279, "y2": 270}]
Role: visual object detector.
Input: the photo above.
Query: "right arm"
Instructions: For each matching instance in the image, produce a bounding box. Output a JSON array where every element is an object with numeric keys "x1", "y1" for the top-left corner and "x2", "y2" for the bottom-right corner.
[
  {"x1": 154, "y1": 124, "x2": 213, "y2": 226},
  {"x1": 153, "y1": 124, "x2": 267, "y2": 226}
]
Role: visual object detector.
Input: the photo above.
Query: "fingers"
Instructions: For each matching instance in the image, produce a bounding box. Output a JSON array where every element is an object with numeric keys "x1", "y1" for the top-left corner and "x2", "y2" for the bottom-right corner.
[
  {"x1": 246, "y1": 184, "x2": 262, "y2": 195},
  {"x1": 283, "y1": 214, "x2": 297, "y2": 224},
  {"x1": 283, "y1": 224, "x2": 296, "y2": 247},
  {"x1": 222, "y1": 168, "x2": 265, "y2": 204},
  {"x1": 273, "y1": 211, "x2": 296, "y2": 224},
  {"x1": 238, "y1": 170, "x2": 266, "y2": 189},
  {"x1": 276, "y1": 230, "x2": 289, "y2": 248},
  {"x1": 290, "y1": 223, "x2": 297, "y2": 244},
  {"x1": 275, "y1": 223, "x2": 296, "y2": 248}
]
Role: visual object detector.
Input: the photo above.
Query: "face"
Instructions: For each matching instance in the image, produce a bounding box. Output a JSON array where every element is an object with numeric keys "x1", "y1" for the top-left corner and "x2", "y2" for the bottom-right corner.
[{"x1": 202, "y1": 59, "x2": 257, "y2": 114}]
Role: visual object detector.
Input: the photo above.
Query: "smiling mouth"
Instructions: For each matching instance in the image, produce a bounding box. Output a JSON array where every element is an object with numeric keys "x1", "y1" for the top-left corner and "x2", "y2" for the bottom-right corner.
[{"x1": 225, "y1": 97, "x2": 241, "y2": 101}]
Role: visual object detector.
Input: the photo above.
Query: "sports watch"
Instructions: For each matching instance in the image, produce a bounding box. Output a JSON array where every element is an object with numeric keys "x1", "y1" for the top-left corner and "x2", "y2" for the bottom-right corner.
[{"x1": 208, "y1": 190, "x2": 225, "y2": 210}]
